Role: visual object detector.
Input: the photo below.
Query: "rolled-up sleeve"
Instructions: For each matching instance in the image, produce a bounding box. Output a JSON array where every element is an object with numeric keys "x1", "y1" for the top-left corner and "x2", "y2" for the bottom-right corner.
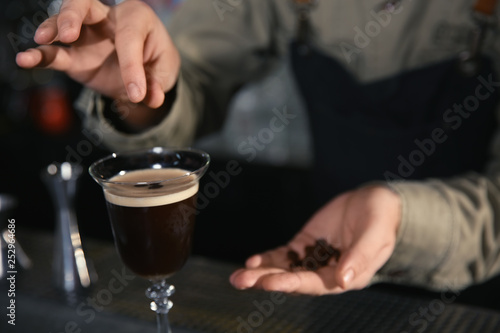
[
  {"x1": 375, "y1": 180, "x2": 458, "y2": 289},
  {"x1": 75, "y1": 71, "x2": 202, "y2": 152}
]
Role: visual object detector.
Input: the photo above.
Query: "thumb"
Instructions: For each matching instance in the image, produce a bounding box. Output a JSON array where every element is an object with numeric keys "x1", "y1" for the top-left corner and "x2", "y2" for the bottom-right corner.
[
  {"x1": 335, "y1": 234, "x2": 392, "y2": 290},
  {"x1": 335, "y1": 248, "x2": 366, "y2": 290},
  {"x1": 16, "y1": 46, "x2": 71, "y2": 71}
]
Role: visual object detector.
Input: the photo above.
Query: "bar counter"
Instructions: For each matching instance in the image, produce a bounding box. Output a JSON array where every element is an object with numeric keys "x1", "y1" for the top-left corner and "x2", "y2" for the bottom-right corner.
[{"x1": 2, "y1": 228, "x2": 500, "y2": 333}]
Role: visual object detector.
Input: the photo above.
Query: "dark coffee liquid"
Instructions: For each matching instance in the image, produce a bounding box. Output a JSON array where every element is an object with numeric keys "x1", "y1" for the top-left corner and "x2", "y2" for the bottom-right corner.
[{"x1": 104, "y1": 168, "x2": 198, "y2": 280}]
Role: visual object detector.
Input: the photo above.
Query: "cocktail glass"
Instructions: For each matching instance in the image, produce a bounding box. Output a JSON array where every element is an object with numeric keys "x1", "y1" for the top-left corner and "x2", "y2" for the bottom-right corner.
[{"x1": 89, "y1": 147, "x2": 210, "y2": 333}]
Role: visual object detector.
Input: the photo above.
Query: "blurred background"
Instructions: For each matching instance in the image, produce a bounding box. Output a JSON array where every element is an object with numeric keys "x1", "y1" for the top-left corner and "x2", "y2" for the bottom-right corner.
[{"x1": 0, "y1": 0, "x2": 314, "y2": 263}]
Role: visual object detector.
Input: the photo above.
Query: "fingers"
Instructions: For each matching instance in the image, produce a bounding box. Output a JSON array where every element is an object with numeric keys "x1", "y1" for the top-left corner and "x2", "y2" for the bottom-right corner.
[
  {"x1": 115, "y1": 29, "x2": 146, "y2": 103},
  {"x1": 114, "y1": 0, "x2": 180, "y2": 106},
  {"x1": 230, "y1": 266, "x2": 344, "y2": 295},
  {"x1": 34, "y1": 16, "x2": 59, "y2": 45},
  {"x1": 16, "y1": 49, "x2": 42, "y2": 69},
  {"x1": 245, "y1": 254, "x2": 263, "y2": 268},
  {"x1": 245, "y1": 246, "x2": 291, "y2": 270},
  {"x1": 113, "y1": 2, "x2": 156, "y2": 103},
  {"x1": 16, "y1": 46, "x2": 71, "y2": 71},
  {"x1": 56, "y1": 0, "x2": 109, "y2": 43},
  {"x1": 335, "y1": 227, "x2": 395, "y2": 290},
  {"x1": 143, "y1": 78, "x2": 166, "y2": 109},
  {"x1": 34, "y1": 0, "x2": 110, "y2": 45},
  {"x1": 334, "y1": 249, "x2": 364, "y2": 290},
  {"x1": 230, "y1": 267, "x2": 287, "y2": 290},
  {"x1": 264, "y1": 268, "x2": 343, "y2": 294}
]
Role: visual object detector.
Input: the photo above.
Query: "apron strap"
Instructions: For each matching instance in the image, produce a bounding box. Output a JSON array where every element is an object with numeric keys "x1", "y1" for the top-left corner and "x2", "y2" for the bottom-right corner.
[{"x1": 292, "y1": 0, "x2": 316, "y2": 47}]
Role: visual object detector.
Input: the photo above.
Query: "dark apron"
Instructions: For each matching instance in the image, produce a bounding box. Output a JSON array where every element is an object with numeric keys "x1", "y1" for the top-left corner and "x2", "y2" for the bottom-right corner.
[{"x1": 290, "y1": 41, "x2": 500, "y2": 207}]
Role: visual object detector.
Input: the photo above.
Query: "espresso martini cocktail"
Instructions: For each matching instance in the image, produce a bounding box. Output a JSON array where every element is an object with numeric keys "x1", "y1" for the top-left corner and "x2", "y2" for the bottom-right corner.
[{"x1": 89, "y1": 147, "x2": 210, "y2": 333}]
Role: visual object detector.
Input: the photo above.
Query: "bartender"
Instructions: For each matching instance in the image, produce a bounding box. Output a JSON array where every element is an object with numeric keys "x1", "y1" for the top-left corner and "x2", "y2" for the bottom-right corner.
[{"x1": 16, "y1": 0, "x2": 500, "y2": 295}]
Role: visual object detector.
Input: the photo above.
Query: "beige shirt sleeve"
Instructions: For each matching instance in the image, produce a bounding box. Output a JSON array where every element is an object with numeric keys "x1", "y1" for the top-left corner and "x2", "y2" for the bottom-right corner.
[{"x1": 76, "y1": 72, "x2": 202, "y2": 152}]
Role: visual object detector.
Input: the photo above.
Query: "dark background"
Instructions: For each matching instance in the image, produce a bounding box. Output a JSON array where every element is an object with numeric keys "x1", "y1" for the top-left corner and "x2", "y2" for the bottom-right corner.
[{"x1": 1, "y1": 0, "x2": 500, "y2": 314}]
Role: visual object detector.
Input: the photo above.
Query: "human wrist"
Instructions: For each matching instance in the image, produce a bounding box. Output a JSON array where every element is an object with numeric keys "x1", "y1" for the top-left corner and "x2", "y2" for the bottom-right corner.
[
  {"x1": 377, "y1": 184, "x2": 402, "y2": 235},
  {"x1": 102, "y1": 81, "x2": 177, "y2": 134},
  {"x1": 359, "y1": 183, "x2": 402, "y2": 236},
  {"x1": 376, "y1": 181, "x2": 455, "y2": 288}
]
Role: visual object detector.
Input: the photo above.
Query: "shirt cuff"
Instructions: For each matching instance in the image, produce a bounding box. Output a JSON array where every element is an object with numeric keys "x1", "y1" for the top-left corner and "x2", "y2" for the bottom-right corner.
[
  {"x1": 74, "y1": 72, "x2": 201, "y2": 153},
  {"x1": 374, "y1": 180, "x2": 457, "y2": 290}
]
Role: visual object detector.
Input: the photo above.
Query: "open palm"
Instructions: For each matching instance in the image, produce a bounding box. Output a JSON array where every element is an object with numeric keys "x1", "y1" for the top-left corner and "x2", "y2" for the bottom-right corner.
[{"x1": 230, "y1": 185, "x2": 401, "y2": 295}]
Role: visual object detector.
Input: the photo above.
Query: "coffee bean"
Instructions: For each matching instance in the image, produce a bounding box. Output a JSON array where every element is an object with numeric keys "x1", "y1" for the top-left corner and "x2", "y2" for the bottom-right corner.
[
  {"x1": 287, "y1": 250, "x2": 300, "y2": 263},
  {"x1": 288, "y1": 238, "x2": 341, "y2": 272},
  {"x1": 148, "y1": 183, "x2": 163, "y2": 189}
]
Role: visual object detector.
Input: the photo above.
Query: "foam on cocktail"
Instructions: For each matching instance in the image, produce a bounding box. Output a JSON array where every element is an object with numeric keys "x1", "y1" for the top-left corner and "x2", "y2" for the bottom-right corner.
[{"x1": 104, "y1": 168, "x2": 199, "y2": 208}]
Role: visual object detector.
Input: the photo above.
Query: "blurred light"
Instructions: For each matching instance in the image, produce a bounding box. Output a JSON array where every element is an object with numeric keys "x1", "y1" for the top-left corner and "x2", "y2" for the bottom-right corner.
[
  {"x1": 61, "y1": 162, "x2": 72, "y2": 180},
  {"x1": 47, "y1": 164, "x2": 58, "y2": 176}
]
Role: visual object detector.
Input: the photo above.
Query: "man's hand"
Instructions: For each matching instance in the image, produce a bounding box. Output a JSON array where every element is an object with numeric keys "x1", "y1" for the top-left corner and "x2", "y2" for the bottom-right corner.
[
  {"x1": 230, "y1": 185, "x2": 401, "y2": 295},
  {"x1": 15, "y1": 0, "x2": 179, "y2": 109}
]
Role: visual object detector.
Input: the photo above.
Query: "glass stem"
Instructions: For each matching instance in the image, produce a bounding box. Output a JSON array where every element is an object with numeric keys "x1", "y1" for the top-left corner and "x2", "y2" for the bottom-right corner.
[{"x1": 146, "y1": 280, "x2": 175, "y2": 333}]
